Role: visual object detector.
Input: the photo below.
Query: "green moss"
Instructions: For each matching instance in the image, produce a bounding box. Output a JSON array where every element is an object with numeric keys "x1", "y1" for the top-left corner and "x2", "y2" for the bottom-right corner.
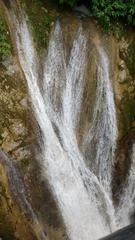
[
  {"x1": 0, "y1": 15, "x2": 11, "y2": 61},
  {"x1": 121, "y1": 90, "x2": 135, "y2": 134},
  {"x1": 21, "y1": 0, "x2": 55, "y2": 49}
]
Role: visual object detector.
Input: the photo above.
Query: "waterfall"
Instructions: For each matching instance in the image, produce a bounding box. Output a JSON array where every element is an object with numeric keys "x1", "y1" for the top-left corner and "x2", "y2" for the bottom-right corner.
[
  {"x1": 5, "y1": 3, "x2": 119, "y2": 239},
  {"x1": 42, "y1": 21, "x2": 117, "y2": 239},
  {"x1": 116, "y1": 143, "x2": 135, "y2": 227},
  {"x1": 0, "y1": 150, "x2": 47, "y2": 240},
  {"x1": 83, "y1": 48, "x2": 118, "y2": 194}
]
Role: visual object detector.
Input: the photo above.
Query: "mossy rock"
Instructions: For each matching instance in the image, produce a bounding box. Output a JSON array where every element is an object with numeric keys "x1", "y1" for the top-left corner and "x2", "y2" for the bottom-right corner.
[
  {"x1": 120, "y1": 37, "x2": 135, "y2": 79},
  {"x1": 121, "y1": 90, "x2": 135, "y2": 134}
]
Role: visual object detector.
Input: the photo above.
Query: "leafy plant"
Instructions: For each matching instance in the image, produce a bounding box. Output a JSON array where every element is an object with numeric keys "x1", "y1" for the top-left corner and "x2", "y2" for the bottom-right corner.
[
  {"x1": 0, "y1": 17, "x2": 11, "y2": 60},
  {"x1": 92, "y1": 0, "x2": 135, "y2": 29},
  {"x1": 29, "y1": 14, "x2": 53, "y2": 48},
  {"x1": 57, "y1": 0, "x2": 135, "y2": 30},
  {"x1": 22, "y1": 0, "x2": 54, "y2": 49}
]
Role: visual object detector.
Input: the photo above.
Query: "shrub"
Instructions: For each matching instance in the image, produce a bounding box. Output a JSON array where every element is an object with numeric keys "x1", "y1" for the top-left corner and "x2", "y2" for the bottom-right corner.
[
  {"x1": 0, "y1": 17, "x2": 11, "y2": 60},
  {"x1": 57, "y1": 0, "x2": 135, "y2": 29},
  {"x1": 22, "y1": 0, "x2": 54, "y2": 49},
  {"x1": 92, "y1": 0, "x2": 135, "y2": 29}
]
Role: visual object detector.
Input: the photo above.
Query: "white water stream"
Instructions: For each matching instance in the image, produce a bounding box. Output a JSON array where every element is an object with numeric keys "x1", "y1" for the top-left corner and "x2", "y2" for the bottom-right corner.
[
  {"x1": 6, "y1": 3, "x2": 135, "y2": 239},
  {"x1": 83, "y1": 48, "x2": 118, "y2": 194},
  {"x1": 116, "y1": 144, "x2": 135, "y2": 228}
]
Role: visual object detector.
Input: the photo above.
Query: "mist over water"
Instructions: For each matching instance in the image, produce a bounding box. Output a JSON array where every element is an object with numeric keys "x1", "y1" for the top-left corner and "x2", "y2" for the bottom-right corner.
[{"x1": 6, "y1": 4, "x2": 135, "y2": 239}]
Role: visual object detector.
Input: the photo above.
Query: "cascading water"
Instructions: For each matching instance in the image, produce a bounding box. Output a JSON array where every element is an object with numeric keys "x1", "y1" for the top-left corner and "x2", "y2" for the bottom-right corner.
[
  {"x1": 116, "y1": 143, "x2": 135, "y2": 228},
  {"x1": 4, "y1": 1, "x2": 124, "y2": 239},
  {"x1": 83, "y1": 48, "x2": 118, "y2": 194},
  {"x1": 42, "y1": 21, "x2": 118, "y2": 238}
]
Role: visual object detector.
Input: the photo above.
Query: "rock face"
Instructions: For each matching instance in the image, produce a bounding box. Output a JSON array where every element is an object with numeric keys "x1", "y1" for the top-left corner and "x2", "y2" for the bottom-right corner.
[
  {"x1": 0, "y1": 53, "x2": 36, "y2": 239},
  {"x1": 0, "y1": 150, "x2": 41, "y2": 240},
  {"x1": 0, "y1": 0, "x2": 135, "y2": 239},
  {"x1": 100, "y1": 224, "x2": 135, "y2": 240}
]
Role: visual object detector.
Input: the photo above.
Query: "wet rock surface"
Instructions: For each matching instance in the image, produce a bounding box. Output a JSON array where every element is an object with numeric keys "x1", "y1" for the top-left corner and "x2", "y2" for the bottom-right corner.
[{"x1": 100, "y1": 224, "x2": 135, "y2": 240}]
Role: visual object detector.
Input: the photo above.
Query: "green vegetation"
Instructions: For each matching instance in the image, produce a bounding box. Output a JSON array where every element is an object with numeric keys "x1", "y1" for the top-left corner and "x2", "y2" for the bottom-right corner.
[
  {"x1": 21, "y1": 0, "x2": 135, "y2": 44},
  {"x1": 0, "y1": 16, "x2": 11, "y2": 60},
  {"x1": 57, "y1": 0, "x2": 135, "y2": 29},
  {"x1": 91, "y1": 0, "x2": 135, "y2": 29},
  {"x1": 22, "y1": 0, "x2": 55, "y2": 49}
]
